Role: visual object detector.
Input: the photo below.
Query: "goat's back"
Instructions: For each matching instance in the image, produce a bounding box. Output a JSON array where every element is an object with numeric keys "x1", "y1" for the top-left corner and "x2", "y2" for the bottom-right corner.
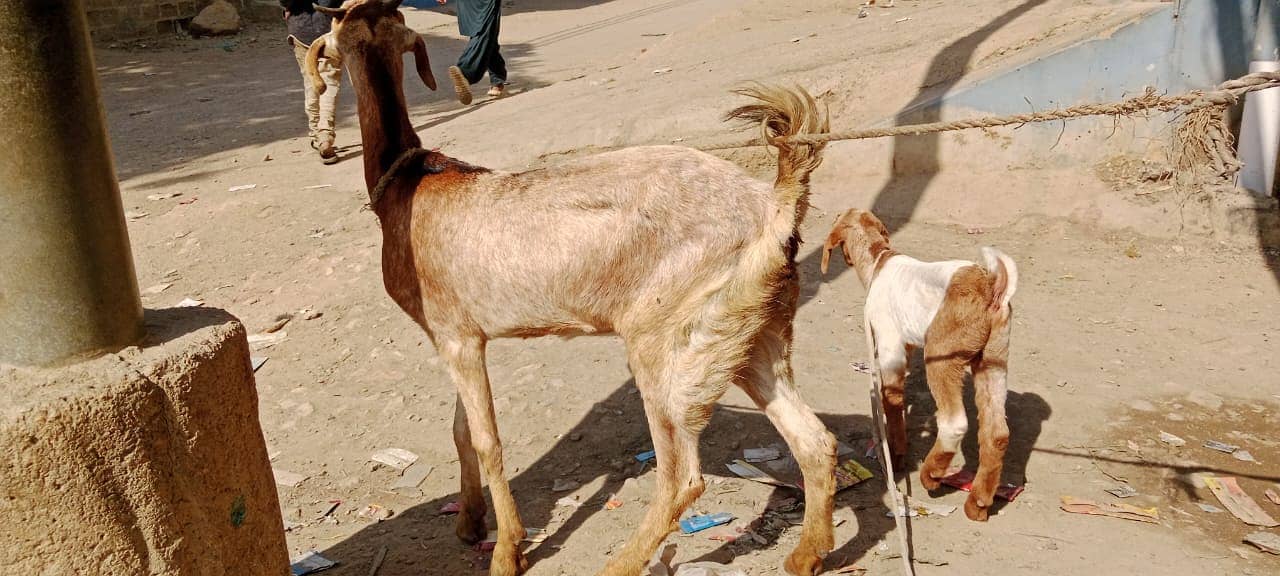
[{"x1": 406, "y1": 146, "x2": 786, "y2": 338}]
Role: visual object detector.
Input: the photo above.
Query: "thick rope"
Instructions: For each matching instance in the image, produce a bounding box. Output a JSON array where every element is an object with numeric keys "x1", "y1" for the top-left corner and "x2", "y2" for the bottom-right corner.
[
  {"x1": 369, "y1": 147, "x2": 430, "y2": 207},
  {"x1": 701, "y1": 70, "x2": 1280, "y2": 157}
]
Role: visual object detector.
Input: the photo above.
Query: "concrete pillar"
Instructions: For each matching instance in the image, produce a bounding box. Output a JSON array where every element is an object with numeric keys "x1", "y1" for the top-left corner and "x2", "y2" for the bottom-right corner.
[
  {"x1": 0, "y1": 0, "x2": 143, "y2": 366},
  {"x1": 0, "y1": 308, "x2": 291, "y2": 574},
  {"x1": 1239, "y1": 0, "x2": 1280, "y2": 197}
]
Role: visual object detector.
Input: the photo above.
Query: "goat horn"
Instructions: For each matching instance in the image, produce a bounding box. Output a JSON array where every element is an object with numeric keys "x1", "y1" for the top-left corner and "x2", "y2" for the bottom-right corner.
[
  {"x1": 381, "y1": 0, "x2": 405, "y2": 10},
  {"x1": 410, "y1": 34, "x2": 437, "y2": 91},
  {"x1": 305, "y1": 36, "x2": 329, "y2": 96}
]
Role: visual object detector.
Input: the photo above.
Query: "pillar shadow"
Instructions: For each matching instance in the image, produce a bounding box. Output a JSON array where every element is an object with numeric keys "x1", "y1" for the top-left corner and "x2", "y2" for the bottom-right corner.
[{"x1": 795, "y1": 0, "x2": 1050, "y2": 309}]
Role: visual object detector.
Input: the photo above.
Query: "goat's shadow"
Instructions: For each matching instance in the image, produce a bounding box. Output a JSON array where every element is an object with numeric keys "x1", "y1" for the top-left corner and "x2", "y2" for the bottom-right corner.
[{"x1": 311, "y1": 370, "x2": 1050, "y2": 574}]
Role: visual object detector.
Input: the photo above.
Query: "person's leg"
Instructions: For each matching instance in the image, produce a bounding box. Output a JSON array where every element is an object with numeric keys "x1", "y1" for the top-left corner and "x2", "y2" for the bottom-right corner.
[
  {"x1": 449, "y1": 34, "x2": 486, "y2": 105},
  {"x1": 292, "y1": 42, "x2": 321, "y2": 142},
  {"x1": 484, "y1": 11, "x2": 507, "y2": 93},
  {"x1": 315, "y1": 55, "x2": 342, "y2": 164},
  {"x1": 484, "y1": 33, "x2": 507, "y2": 96}
]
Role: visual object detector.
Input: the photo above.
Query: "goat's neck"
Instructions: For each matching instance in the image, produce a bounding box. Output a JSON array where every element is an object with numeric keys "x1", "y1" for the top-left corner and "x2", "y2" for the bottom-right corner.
[
  {"x1": 346, "y1": 49, "x2": 423, "y2": 196},
  {"x1": 857, "y1": 243, "x2": 896, "y2": 288}
]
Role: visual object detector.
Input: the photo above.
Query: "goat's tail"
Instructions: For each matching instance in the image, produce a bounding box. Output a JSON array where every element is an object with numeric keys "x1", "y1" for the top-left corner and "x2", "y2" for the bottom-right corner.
[
  {"x1": 980, "y1": 247, "x2": 1018, "y2": 316},
  {"x1": 724, "y1": 84, "x2": 829, "y2": 210}
]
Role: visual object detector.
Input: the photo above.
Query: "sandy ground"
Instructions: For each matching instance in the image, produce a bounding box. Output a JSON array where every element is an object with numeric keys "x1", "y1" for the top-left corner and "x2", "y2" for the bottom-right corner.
[{"x1": 94, "y1": 0, "x2": 1279, "y2": 574}]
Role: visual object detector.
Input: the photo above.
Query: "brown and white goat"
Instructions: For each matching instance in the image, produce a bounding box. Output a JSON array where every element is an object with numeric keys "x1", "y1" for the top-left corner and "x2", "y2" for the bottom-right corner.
[
  {"x1": 821, "y1": 209, "x2": 1017, "y2": 522},
  {"x1": 308, "y1": 2, "x2": 836, "y2": 574}
]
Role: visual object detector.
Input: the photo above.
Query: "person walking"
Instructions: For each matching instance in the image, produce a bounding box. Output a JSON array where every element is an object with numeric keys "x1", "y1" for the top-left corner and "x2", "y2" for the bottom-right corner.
[
  {"x1": 281, "y1": 0, "x2": 344, "y2": 164},
  {"x1": 439, "y1": 0, "x2": 508, "y2": 105}
]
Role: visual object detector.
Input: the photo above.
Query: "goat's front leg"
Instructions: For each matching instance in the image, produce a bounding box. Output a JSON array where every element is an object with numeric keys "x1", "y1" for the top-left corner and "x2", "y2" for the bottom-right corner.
[
  {"x1": 967, "y1": 318, "x2": 1011, "y2": 522},
  {"x1": 452, "y1": 395, "x2": 488, "y2": 543},
  {"x1": 440, "y1": 336, "x2": 528, "y2": 576},
  {"x1": 879, "y1": 348, "x2": 909, "y2": 473}
]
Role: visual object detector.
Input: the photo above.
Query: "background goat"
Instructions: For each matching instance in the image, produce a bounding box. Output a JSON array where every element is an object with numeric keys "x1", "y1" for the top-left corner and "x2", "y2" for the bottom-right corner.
[
  {"x1": 822, "y1": 208, "x2": 1018, "y2": 522},
  {"x1": 308, "y1": 1, "x2": 836, "y2": 574}
]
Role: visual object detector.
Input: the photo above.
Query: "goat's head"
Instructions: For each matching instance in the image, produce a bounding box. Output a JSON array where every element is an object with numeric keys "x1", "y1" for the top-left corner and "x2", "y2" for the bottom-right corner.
[
  {"x1": 821, "y1": 208, "x2": 893, "y2": 285},
  {"x1": 305, "y1": 0, "x2": 437, "y2": 96}
]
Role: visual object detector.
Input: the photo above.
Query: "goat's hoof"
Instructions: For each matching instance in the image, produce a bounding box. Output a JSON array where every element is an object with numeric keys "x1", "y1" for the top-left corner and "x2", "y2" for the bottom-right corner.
[
  {"x1": 455, "y1": 511, "x2": 488, "y2": 544},
  {"x1": 489, "y1": 545, "x2": 529, "y2": 576},
  {"x1": 918, "y1": 452, "x2": 954, "y2": 491},
  {"x1": 919, "y1": 471, "x2": 943, "y2": 492},
  {"x1": 964, "y1": 494, "x2": 990, "y2": 522},
  {"x1": 784, "y1": 543, "x2": 826, "y2": 576}
]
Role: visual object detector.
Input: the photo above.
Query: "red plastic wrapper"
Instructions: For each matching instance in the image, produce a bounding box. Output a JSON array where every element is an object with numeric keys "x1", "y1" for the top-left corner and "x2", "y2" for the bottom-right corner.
[{"x1": 939, "y1": 469, "x2": 1025, "y2": 502}]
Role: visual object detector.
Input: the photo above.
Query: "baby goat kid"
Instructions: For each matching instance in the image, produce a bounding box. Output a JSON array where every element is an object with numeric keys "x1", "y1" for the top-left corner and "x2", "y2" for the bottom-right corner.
[
  {"x1": 308, "y1": 2, "x2": 836, "y2": 575},
  {"x1": 821, "y1": 209, "x2": 1017, "y2": 521}
]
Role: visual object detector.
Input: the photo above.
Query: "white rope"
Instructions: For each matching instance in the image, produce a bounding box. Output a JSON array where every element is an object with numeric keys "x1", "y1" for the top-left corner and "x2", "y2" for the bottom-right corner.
[{"x1": 864, "y1": 317, "x2": 915, "y2": 576}]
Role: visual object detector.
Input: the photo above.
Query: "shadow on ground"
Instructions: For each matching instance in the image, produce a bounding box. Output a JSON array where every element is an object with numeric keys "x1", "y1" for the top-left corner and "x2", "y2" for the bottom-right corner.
[
  {"x1": 308, "y1": 366, "x2": 1051, "y2": 574},
  {"x1": 794, "y1": 0, "x2": 1050, "y2": 306},
  {"x1": 95, "y1": 22, "x2": 541, "y2": 182}
]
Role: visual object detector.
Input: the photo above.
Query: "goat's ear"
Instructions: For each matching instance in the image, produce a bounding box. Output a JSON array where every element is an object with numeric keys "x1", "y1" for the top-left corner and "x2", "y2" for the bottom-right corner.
[
  {"x1": 315, "y1": 6, "x2": 347, "y2": 19},
  {"x1": 410, "y1": 34, "x2": 437, "y2": 91},
  {"x1": 821, "y1": 225, "x2": 846, "y2": 275},
  {"x1": 381, "y1": 0, "x2": 405, "y2": 10}
]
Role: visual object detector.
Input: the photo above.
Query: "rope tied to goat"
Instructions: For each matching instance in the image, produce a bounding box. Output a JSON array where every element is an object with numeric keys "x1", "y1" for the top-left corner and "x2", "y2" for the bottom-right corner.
[{"x1": 712, "y1": 70, "x2": 1280, "y2": 182}]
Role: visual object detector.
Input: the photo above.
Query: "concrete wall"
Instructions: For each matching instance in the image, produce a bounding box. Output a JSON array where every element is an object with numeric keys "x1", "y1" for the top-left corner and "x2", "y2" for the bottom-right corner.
[
  {"x1": 0, "y1": 307, "x2": 289, "y2": 575},
  {"x1": 891, "y1": 0, "x2": 1271, "y2": 171},
  {"x1": 84, "y1": 0, "x2": 276, "y2": 41},
  {"x1": 85, "y1": 0, "x2": 203, "y2": 40}
]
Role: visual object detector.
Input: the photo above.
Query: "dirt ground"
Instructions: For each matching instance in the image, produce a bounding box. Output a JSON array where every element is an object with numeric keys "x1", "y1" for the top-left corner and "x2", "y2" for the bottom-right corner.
[{"x1": 95, "y1": 0, "x2": 1278, "y2": 574}]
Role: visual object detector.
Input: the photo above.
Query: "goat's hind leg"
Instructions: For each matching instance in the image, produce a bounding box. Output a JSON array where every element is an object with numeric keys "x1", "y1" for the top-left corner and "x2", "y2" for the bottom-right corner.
[
  {"x1": 599, "y1": 345, "x2": 691, "y2": 576},
  {"x1": 919, "y1": 344, "x2": 971, "y2": 492},
  {"x1": 966, "y1": 317, "x2": 1011, "y2": 521},
  {"x1": 440, "y1": 336, "x2": 528, "y2": 576},
  {"x1": 737, "y1": 319, "x2": 836, "y2": 576},
  {"x1": 452, "y1": 395, "x2": 488, "y2": 543},
  {"x1": 602, "y1": 312, "x2": 760, "y2": 576}
]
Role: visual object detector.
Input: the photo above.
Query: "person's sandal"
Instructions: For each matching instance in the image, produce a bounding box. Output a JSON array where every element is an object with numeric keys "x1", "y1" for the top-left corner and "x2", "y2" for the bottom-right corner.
[
  {"x1": 319, "y1": 141, "x2": 339, "y2": 165},
  {"x1": 449, "y1": 66, "x2": 472, "y2": 105}
]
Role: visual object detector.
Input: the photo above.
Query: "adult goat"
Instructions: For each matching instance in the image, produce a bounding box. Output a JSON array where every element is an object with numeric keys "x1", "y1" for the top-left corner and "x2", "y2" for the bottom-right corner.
[{"x1": 308, "y1": 2, "x2": 836, "y2": 574}]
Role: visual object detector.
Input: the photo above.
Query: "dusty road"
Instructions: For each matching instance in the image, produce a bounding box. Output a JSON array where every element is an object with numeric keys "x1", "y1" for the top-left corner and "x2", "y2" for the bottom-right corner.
[{"x1": 96, "y1": 0, "x2": 1278, "y2": 574}]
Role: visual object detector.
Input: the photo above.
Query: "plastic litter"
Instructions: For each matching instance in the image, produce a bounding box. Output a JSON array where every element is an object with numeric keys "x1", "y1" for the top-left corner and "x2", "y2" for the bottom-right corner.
[
  {"x1": 290, "y1": 551, "x2": 337, "y2": 575},
  {"x1": 1105, "y1": 484, "x2": 1139, "y2": 499},
  {"x1": 678, "y1": 512, "x2": 734, "y2": 534},
  {"x1": 1203, "y1": 440, "x2": 1239, "y2": 454},
  {"x1": 1245, "y1": 531, "x2": 1280, "y2": 555},
  {"x1": 1204, "y1": 476, "x2": 1278, "y2": 527},
  {"x1": 1059, "y1": 496, "x2": 1158, "y2": 523},
  {"x1": 743, "y1": 447, "x2": 782, "y2": 463},
  {"x1": 941, "y1": 469, "x2": 1024, "y2": 501},
  {"x1": 370, "y1": 448, "x2": 418, "y2": 470},
  {"x1": 1158, "y1": 431, "x2": 1186, "y2": 447}
]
